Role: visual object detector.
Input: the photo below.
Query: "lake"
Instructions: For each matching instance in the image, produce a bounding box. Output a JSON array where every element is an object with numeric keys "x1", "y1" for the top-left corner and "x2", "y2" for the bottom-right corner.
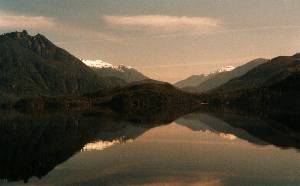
[{"x1": 1, "y1": 111, "x2": 300, "y2": 186}]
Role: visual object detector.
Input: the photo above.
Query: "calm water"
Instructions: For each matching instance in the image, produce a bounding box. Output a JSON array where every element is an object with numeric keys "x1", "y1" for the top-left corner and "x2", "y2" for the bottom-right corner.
[{"x1": 1, "y1": 111, "x2": 300, "y2": 186}]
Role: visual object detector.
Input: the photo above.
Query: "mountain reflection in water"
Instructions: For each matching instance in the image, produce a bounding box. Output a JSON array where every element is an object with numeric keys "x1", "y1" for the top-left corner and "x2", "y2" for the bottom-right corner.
[{"x1": 0, "y1": 109, "x2": 300, "y2": 185}]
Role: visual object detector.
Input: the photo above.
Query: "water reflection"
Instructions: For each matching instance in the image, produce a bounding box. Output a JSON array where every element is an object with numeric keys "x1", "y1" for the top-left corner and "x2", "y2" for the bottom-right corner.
[
  {"x1": 0, "y1": 110, "x2": 184, "y2": 183},
  {"x1": 177, "y1": 112, "x2": 300, "y2": 150},
  {"x1": 0, "y1": 109, "x2": 299, "y2": 185}
]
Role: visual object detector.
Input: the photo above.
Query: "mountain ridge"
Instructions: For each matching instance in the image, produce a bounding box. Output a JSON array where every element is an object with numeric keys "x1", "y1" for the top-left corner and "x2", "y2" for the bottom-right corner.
[
  {"x1": 179, "y1": 58, "x2": 268, "y2": 93},
  {"x1": 82, "y1": 59, "x2": 148, "y2": 83},
  {"x1": 174, "y1": 65, "x2": 235, "y2": 88}
]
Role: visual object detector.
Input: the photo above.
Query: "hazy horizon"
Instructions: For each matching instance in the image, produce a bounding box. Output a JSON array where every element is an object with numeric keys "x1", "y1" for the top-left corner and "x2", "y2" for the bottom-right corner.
[{"x1": 1, "y1": 0, "x2": 300, "y2": 82}]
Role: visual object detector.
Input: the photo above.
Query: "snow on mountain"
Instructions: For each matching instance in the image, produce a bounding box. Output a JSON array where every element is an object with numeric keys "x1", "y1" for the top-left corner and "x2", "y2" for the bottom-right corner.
[
  {"x1": 82, "y1": 59, "x2": 113, "y2": 68},
  {"x1": 215, "y1": 66, "x2": 236, "y2": 73},
  {"x1": 200, "y1": 66, "x2": 235, "y2": 77},
  {"x1": 81, "y1": 59, "x2": 148, "y2": 83},
  {"x1": 82, "y1": 59, "x2": 133, "y2": 72}
]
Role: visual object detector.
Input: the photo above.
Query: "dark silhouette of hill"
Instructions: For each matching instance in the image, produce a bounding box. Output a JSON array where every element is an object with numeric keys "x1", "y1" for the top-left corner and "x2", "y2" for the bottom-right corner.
[
  {"x1": 13, "y1": 80, "x2": 204, "y2": 115},
  {"x1": 87, "y1": 80, "x2": 203, "y2": 116}
]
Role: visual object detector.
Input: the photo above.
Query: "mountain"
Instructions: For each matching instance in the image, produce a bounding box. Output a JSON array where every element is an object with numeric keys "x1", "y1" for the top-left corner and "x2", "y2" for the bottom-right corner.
[
  {"x1": 209, "y1": 53, "x2": 300, "y2": 112},
  {"x1": 180, "y1": 59, "x2": 268, "y2": 93},
  {"x1": 213, "y1": 54, "x2": 300, "y2": 93},
  {"x1": 82, "y1": 59, "x2": 148, "y2": 83},
  {"x1": 174, "y1": 65, "x2": 235, "y2": 88},
  {"x1": 0, "y1": 30, "x2": 124, "y2": 103}
]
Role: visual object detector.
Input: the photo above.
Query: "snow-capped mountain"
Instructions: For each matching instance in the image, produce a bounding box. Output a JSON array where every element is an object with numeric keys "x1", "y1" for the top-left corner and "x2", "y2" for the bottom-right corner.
[
  {"x1": 175, "y1": 59, "x2": 268, "y2": 92},
  {"x1": 82, "y1": 59, "x2": 148, "y2": 83},
  {"x1": 175, "y1": 66, "x2": 235, "y2": 88}
]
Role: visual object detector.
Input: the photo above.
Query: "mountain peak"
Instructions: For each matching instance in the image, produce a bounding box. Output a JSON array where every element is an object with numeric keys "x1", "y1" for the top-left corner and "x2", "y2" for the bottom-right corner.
[
  {"x1": 1, "y1": 31, "x2": 56, "y2": 59},
  {"x1": 2, "y1": 30, "x2": 43, "y2": 41},
  {"x1": 1, "y1": 30, "x2": 31, "y2": 42}
]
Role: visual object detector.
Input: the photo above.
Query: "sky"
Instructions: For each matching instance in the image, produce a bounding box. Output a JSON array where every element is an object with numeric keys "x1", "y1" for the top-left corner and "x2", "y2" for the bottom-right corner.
[{"x1": 0, "y1": 0, "x2": 300, "y2": 82}]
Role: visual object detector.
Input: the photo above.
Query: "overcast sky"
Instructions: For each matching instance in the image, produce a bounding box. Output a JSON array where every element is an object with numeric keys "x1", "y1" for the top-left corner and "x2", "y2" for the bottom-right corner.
[{"x1": 1, "y1": 0, "x2": 300, "y2": 82}]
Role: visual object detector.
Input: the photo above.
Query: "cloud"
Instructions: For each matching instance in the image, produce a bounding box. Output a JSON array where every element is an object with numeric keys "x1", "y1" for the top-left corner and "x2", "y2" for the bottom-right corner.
[
  {"x1": 0, "y1": 13, "x2": 122, "y2": 44},
  {"x1": 103, "y1": 15, "x2": 222, "y2": 33},
  {"x1": 0, "y1": 15, "x2": 56, "y2": 29}
]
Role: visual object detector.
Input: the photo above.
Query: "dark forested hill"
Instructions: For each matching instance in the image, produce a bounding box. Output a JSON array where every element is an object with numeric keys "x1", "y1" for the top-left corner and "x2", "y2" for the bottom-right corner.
[
  {"x1": 14, "y1": 80, "x2": 204, "y2": 114},
  {"x1": 85, "y1": 79, "x2": 203, "y2": 116}
]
